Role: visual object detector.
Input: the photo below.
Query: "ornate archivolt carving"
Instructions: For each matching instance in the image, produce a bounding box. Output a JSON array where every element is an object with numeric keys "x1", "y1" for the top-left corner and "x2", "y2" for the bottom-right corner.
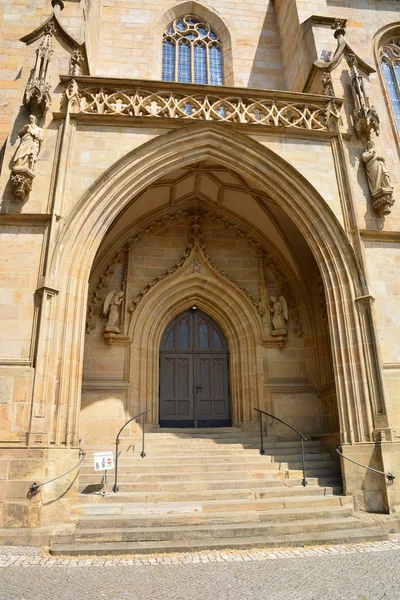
[
  {"x1": 63, "y1": 82, "x2": 333, "y2": 132},
  {"x1": 87, "y1": 208, "x2": 304, "y2": 345},
  {"x1": 10, "y1": 115, "x2": 44, "y2": 199},
  {"x1": 86, "y1": 211, "x2": 192, "y2": 332},
  {"x1": 316, "y1": 271, "x2": 328, "y2": 322},
  {"x1": 128, "y1": 212, "x2": 262, "y2": 322}
]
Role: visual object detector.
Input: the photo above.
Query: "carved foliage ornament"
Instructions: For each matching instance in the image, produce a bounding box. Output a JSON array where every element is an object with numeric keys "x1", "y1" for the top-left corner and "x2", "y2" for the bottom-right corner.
[{"x1": 87, "y1": 211, "x2": 303, "y2": 342}]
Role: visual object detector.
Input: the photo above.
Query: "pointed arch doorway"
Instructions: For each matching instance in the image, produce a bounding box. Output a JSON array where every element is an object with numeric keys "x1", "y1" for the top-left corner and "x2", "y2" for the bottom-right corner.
[{"x1": 159, "y1": 308, "x2": 231, "y2": 428}]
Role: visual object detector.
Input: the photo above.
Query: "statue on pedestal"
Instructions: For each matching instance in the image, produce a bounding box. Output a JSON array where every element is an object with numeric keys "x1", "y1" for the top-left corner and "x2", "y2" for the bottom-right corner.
[
  {"x1": 11, "y1": 115, "x2": 44, "y2": 199},
  {"x1": 362, "y1": 141, "x2": 394, "y2": 217},
  {"x1": 103, "y1": 290, "x2": 124, "y2": 333},
  {"x1": 269, "y1": 296, "x2": 288, "y2": 336}
]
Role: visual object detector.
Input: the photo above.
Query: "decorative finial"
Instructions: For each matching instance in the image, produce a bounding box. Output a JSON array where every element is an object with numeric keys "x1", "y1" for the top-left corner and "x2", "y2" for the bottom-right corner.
[
  {"x1": 321, "y1": 72, "x2": 335, "y2": 97},
  {"x1": 331, "y1": 19, "x2": 346, "y2": 40},
  {"x1": 69, "y1": 45, "x2": 84, "y2": 76},
  {"x1": 51, "y1": 0, "x2": 65, "y2": 12}
]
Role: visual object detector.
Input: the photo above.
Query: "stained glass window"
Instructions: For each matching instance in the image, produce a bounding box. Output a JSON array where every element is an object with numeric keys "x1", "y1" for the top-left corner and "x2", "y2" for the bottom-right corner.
[
  {"x1": 199, "y1": 318, "x2": 209, "y2": 348},
  {"x1": 164, "y1": 329, "x2": 174, "y2": 349},
  {"x1": 178, "y1": 41, "x2": 191, "y2": 83},
  {"x1": 162, "y1": 39, "x2": 175, "y2": 82},
  {"x1": 209, "y1": 44, "x2": 222, "y2": 85},
  {"x1": 380, "y1": 38, "x2": 400, "y2": 135},
  {"x1": 162, "y1": 15, "x2": 223, "y2": 85},
  {"x1": 194, "y1": 43, "x2": 207, "y2": 84},
  {"x1": 213, "y1": 329, "x2": 223, "y2": 349},
  {"x1": 179, "y1": 317, "x2": 189, "y2": 348}
]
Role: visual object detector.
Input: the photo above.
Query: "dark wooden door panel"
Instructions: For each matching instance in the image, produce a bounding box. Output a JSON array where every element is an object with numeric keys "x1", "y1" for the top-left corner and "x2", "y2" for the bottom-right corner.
[
  {"x1": 160, "y1": 354, "x2": 193, "y2": 426},
  {"x1": 160, "y1": 309, "x2": 230, "y2": 428},
  {"x1": 195, "y1": 354, "x2": 229, "y2": 425}
]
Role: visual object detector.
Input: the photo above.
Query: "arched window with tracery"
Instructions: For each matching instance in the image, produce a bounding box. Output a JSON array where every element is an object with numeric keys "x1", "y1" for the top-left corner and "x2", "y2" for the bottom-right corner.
[
  {"x1": 380, "y1": 37, "x2": 400, "y2": 134},
  {"x1": 162, "y1": 16, "x2": 223, "y2": 85}
]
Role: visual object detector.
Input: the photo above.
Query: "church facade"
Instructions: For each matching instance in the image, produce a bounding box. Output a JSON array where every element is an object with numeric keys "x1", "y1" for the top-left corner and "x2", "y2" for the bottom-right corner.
[{"x1": 0, "y1": 0, "x2": 399, "y2": 542}]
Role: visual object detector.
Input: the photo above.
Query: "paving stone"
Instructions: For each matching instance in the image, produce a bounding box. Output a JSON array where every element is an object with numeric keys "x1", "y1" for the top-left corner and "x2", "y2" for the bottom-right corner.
[{"x1": 0, "y1": 541, "x2": 399, "y2": 599}]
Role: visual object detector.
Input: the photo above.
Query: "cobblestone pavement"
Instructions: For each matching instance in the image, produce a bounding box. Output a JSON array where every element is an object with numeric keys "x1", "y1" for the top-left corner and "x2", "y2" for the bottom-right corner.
[{"x1": 0, "y1": 540, "x2": 399, "y2": 600}]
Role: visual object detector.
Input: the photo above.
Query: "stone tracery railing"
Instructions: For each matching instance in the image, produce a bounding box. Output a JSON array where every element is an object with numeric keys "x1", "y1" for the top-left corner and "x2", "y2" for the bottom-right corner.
[{"x1": 62, "y1": 77, "x2": 340, "y2": 132}]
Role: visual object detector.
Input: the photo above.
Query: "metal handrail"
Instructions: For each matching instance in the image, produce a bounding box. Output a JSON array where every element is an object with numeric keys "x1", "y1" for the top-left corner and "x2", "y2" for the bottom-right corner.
[
  {"x1": 28, "y1": 448, "x2": 86, "y2": 494},
  {"x1": 254, "y1": 408, "x2": 307, "y2": 487},
  {"x1": 336, "y1": 446, "x2": 395, "y2": 483},
  {"x1": 113, "y1": 408, "x2": 150, "y2": 493}
]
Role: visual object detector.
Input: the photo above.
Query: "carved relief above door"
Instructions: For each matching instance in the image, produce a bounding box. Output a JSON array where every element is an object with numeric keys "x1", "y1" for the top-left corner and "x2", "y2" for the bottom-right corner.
[{"x1": 159, "y1": 308, "x2": 230, "y2": 428}]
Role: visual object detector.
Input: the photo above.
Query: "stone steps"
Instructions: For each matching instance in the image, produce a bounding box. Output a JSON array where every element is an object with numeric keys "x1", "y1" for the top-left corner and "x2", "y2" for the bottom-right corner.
[
  {"x1": 50, "y1": 527, "x2": 387, "y2": 556},
  {"x1": 108, "y1": 452, "x2": 330, "y2": 462},
  {"x1": 64, "y1": 516, "x2": 365, "y2": 544},
  {"x1": 82, "y1": 469, "x2": 340, "y2": 483},
  {"x1": 79, "y1": 476, "x2": 341, "y2": 493},
  {"x1": 103, "y1": 446, "x2": 327, "y2": 463},
  {"x1": 80, "y1": 461, "x2": 334, "y2": 477},
  {"x1": 49, "y1": 431, "x2": 386, "y2": 556},
  {"x1": 74, "y1": 494, "x2": 352, "y2": 514},
  {"x1": 76, "y1": 485, "x2": 342, "y2": 503},
  {"x1": 73, "y1": 504, "x2": 355, "y2": 528}
]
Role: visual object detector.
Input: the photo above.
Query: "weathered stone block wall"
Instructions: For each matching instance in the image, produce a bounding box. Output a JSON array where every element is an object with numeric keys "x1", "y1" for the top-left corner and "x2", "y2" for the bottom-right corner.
[
  {"x1": 95, "y1": 0, "x2": 285, "y2": 89},
  {"x1": 0, "y1": 448, "x2": 78, "y2": 534}
]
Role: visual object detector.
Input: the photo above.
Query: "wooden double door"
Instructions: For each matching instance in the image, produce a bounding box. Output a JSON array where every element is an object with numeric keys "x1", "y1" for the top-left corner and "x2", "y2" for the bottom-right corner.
[{"x1": 159, "y1": 309, "x2": 230, "y2": 428}]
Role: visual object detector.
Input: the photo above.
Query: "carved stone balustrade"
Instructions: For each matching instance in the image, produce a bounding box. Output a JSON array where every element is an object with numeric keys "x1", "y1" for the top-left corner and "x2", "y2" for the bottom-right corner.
[{"x1": 59, "y1": 76, "x2": 342, "y2": 134}]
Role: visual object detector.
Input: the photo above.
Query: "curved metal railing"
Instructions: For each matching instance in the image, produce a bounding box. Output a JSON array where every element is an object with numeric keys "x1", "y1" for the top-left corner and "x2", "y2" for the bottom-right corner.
[
  {"x1": 113, "y1": 408, "x2": 150, "y2": 493},
  {"x1": 28, "y1": 448, "x2": 86, "y2": 494},
  {"x1": 254, "y1": 408, "x2": 307, "y2": 487},
  {"x1": 336, "y1": 446, "x2": 395, "y2": 483}
]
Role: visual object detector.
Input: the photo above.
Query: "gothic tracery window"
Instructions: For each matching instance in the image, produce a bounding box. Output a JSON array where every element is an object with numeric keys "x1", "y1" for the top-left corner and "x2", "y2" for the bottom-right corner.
[
  {"x1": 380, "y1": 38, "x2": 400, "y2": 134},
  {"x1": 162, "y1": 16, "x2": 223, "y2": 85}
]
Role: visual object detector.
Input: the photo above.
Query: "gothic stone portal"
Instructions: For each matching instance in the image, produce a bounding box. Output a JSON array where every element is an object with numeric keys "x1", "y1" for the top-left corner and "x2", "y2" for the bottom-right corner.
[{"x1": 159, "y1": 309, "x2": 230, "y2": 428}]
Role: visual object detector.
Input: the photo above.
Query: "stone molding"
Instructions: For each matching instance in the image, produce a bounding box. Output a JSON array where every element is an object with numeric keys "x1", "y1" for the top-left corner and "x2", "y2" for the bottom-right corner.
[
  {"x1": 86, "y1": 206, "x2": 304, "y2": 346},
  {"x1": 59, "y1": 76, "x2": 342, "y2": 133},
  {"x1": 21, "y1": 13, "x2": 89, "y2": 75},
  {"x1": 127, "y1": 270, "x2": 264, "y2": 425},
  {"x1": 45, "y1": 123, "x2": 387, "y2": 447}
]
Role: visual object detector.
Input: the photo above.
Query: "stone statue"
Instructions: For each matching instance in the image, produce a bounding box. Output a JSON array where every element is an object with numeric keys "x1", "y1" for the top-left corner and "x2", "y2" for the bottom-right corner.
[
  {"x1": 269, "y1": 296, "x2": 288, "y2": 335},
  {"x1": 103, "y1": 290, "x2": 124, "y2": 333},
  {"x1": 13, "y1": 115, "x2": 44, "y2": 172},
  {"x1": 11, "y1": 115, "x2": 44, "y2": 199},
  {"x1": 362, "y1": 141, "x2": 394, "y2": 216}
]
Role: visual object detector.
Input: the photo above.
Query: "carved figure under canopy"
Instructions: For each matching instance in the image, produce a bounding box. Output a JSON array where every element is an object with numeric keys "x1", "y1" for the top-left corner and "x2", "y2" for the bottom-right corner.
[
  {"x1": 13, "y1": 115, "x2": 44, "y2": 172},
  {"x1": 103, "y1": 290, "x2": 124, "y2": 333},
  {"x1": 269, "y1": 296, "x2": 288, "y2": 334},
  {"x1": 362, "y1": 141, "x2": 394, "y2": 216}
]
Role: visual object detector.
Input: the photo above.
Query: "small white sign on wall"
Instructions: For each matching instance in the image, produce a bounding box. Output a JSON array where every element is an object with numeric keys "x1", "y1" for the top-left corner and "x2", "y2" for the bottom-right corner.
[{"x1": 94, "y1": 451, "x2": 114, "y2": 472}]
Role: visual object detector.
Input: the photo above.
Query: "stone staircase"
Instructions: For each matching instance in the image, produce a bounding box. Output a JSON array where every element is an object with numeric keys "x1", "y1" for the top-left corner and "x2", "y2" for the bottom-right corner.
[{"x1": 50, "y1": 428, "x2": 387, "y2": 555}]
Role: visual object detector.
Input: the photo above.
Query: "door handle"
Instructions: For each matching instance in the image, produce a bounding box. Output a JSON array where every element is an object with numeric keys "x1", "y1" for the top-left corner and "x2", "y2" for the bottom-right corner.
[{"x1": 195, "y1": 385, "x2": 203, "y2": 393}]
